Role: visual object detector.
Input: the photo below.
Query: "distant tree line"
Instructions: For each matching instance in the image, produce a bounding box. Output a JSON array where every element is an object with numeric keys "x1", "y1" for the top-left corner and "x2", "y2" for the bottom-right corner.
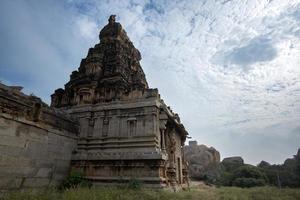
[{"x1": 202, "y1": 148, "x2": 300, "y2": 188}]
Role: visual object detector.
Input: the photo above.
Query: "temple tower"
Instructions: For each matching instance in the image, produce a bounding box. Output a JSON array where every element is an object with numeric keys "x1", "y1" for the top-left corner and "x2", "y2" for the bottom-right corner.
[{"x1": 51, "y1": 15, "x2": 189, "y2": 189}]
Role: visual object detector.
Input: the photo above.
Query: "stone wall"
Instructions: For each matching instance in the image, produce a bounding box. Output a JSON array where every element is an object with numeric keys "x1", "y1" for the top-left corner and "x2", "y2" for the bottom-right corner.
[
  {"x1": 62, "y1": 91, "x2": 188, "y2": 188},
  {"x1": 0, "y1": 83, "x2": 78, "y2": 190},
  {"x1": 68, "y1": 95, "x2": 164, "y2": 186}
]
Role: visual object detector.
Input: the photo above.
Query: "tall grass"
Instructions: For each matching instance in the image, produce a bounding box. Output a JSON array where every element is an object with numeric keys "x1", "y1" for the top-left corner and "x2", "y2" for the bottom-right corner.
[
  {"x1": 1, "y1": 186, "x2": 299, "y2": 200},
  {"x1": 217, "y1": 186, "x2": 300, "y2": 200}
]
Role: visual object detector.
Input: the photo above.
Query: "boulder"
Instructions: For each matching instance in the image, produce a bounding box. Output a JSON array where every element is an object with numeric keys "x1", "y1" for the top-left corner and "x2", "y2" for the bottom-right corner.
[
  {"x1": 221, "y1": 156, "x2": 244, "y2": 171},
  {"x1": 296, "y1": 148, "x2": 300, "y2": 159},
  {"x1": 184, "y1": 141, "x2": 221, "y2": 181},
  {"x1": 257, "y1": 160, "x2": 271, "y2": 168}
]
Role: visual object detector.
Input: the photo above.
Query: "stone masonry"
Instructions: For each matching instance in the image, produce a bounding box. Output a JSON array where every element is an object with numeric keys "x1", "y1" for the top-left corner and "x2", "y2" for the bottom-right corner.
[
  {"x1": 0, "y1": 83, "x2": 78, "y2": 190},
  {"x1": 51, "y1": 15, "x2": 189, "y2": 189}
]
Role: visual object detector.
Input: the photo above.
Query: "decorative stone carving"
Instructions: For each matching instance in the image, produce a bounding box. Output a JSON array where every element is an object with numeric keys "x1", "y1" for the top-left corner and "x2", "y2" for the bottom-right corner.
[
  {"x1": 127, "y1": 117, "x2": 137, "y2": 137},
  {"x1": 99, "y1": 15, "x2": 122, "y2": 40},
  {"x1": 102, "y1": 117, "x2": 109, "y2": 137},
  {"x1": 51, "y1": 15, "x2": 148, "y2": 108}
]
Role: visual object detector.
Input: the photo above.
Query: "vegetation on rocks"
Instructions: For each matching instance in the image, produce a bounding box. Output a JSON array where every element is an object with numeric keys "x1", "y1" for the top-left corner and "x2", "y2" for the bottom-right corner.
[
  {"x1": 60, "y1": 171, "x2": 92, "y2": 190},
  {"x1": 257, "y1": 150, "x2": 300, "y2": 188},
  {"x1": 186, "y1": 145, "x2": 300, "y2": 188},
  {"x1": 217, "y1": 165, "x2": 268, "y2": 187}
]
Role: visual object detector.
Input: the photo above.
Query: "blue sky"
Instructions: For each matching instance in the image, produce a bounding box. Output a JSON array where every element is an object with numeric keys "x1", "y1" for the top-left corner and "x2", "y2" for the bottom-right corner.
[{"x1": 1, "y1": 0, "x2": 300, "y2": 164}]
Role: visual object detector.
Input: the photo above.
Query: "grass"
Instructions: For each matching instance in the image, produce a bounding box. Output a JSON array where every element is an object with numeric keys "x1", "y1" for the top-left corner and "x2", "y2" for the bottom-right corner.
[
  {"x1": 1, "y1": 186, "x2": 300, "y2": 200},
  {"x1": 217, "y1": 187, "x2": 300, "y2": 200}
]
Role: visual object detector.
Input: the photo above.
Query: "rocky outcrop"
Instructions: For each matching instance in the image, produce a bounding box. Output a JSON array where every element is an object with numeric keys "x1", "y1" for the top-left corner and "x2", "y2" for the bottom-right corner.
[
  {"x1": 257, "y1": 148, "x2": 300, "y2": 187},
  {"x1": 222, "y1": 156, "x2": 244, "y2": 164},
  {"x1": 257, "y1": 161, "x2": 271, "y2": 168},
  {"x1": 184, "y1": 141, "x2": 220, "y2": 180},
  {"x1": 283, "y1": 148, "x2": 300, "y2": 171},
  {"x1": 221, "y1": 156, "x2": 244, "y2": 171}
]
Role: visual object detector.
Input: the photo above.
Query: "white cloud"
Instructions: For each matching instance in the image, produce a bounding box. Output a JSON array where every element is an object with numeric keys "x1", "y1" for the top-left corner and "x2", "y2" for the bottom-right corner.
[
  {"x1": 0, "y1": 0, "x2": 299, "y2": 164},
  {"x1": 76, "y1": 16, "x2": 98, "y2": 40}
]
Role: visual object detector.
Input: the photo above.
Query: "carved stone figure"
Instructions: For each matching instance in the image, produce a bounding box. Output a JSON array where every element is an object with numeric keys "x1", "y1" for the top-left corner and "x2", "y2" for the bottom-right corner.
[{"x1": 99, "y1": 15, "x2": 122, "y2": 39}]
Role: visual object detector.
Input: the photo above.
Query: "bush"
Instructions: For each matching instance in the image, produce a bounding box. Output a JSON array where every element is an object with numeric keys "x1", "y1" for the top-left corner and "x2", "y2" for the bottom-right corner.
[
  {"x1": 232, "y1": 178, "x2": 266, "y2": 188},
  {"x1": 216, "y1": 171, "x2": 233, "y2": 186},
  {"x1": 60, "y1": 171, "x2": 91, "y2": 190},
  {"x1": 233, "y1": 165, "x2": 267, "y2": 181},
  {"x1": 217, "y1": 165, "x2": 268, "y2": 187},
  {"x1": 127, "y1": 178, "x2": 142, "y2": 190},
  {"x1": 229, "y1": 165, "x2": 268, "y2": 187},
  {"x1": 258, "y1": 160, "x2": 300, "y2": 187},
  {"x1": 278, "y1": 170, "x2": 300, "y2": 187}
]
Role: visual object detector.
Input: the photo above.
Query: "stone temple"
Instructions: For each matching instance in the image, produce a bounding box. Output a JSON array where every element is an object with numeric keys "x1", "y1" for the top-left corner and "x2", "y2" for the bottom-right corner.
[{"x1": 0, "y1": 15, "x2": 189, "y2": 190}]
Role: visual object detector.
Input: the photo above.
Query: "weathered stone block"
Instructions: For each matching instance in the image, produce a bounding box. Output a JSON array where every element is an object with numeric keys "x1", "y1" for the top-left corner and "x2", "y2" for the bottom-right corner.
[
  {"x1": 23, "y1": 178, "x2": 50, "y2": 188},
  {"x1": 34, "y1": 168, "x2": 53, "y2": 178},
  {"x1": 0, "y1": 135, "x2": 27, "y2": 148},
  {"x1": 0, "y1": 154, "x2": 32, "y2": 167},
  {"x1": 24, "y1": 141, "x2": 48, "y2": 159},
  {"x1": 0, "y1": 118, "x2": 17, "y2": 136},
  {"x1": 0, "y1": 145, "x2": 25, "y2": 157},
  {"x1": 0, "y1": 166, "x2": 36, "y2": 177},
  {"x1": 53, "y1": 160, "x2": 71, "y2": 174},
  {"x1": 0, "y1": 177, "x2": 23, "y2": 189}
]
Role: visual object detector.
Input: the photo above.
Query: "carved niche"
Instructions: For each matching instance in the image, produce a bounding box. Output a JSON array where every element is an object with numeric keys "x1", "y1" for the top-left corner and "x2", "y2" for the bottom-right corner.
[{"x1": 102, "y1": 117, "x2": 109, "y2": 137}]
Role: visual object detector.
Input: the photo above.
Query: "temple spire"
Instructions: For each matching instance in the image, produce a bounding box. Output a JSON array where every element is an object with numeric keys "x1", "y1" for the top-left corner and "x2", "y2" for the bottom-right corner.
[{"x1": 51, "y1": 14, "x2": 148, "y2": 107}]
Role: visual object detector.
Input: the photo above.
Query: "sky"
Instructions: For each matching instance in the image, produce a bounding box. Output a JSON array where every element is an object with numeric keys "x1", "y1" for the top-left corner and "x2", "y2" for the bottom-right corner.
[{"x1": 0, "y1": 0, "x2": 300, "y2": 165}]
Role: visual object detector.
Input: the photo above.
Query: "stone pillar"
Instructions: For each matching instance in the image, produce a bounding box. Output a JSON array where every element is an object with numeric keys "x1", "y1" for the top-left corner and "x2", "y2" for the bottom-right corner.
[
  {"x1": 161, "y1": 129, "x2": 166, "y2": 151},
  {"x1": 88, "y1": 119, "x2": 95, "y2": 137},
  {"x1": 93, "y1": 117, "x2": 103, "y2": 138},
  {"x1": 167, "y1": 132, "x2": 177, "y2": 190},
  {"x1": 79, "y1": 118, "x2": 89, "y2": 137},
  {"x1": 159, "y1": 112, "x2": 168, "y2": 152}
]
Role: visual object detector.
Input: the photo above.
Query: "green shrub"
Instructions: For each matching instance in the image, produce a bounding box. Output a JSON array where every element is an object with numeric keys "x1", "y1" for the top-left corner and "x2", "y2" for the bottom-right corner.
[
  {"x1": 232, "y1": 178, "x2": 266, "y2": 188},
  {"x1": 278, "y1": 170, "x2": 300, "y2": 187},
  {"x1": 60, "y1": 171, "x2": 91, "y2": 190},
  {"x1": 230, "y1": 165, "x2": 268, "y2": 187},
  {"x1": 217, "y1": 165, "x2": 268, "y2": 187},
  {"x1": 127, "y1": 178, "x2": 142, "y2": 190},
  {"x1": 233, "y1": 165, "x2": 268, "y2": 181},
  {"x1": 216, "y1": 171, "x2": 233, "y2": 186}
]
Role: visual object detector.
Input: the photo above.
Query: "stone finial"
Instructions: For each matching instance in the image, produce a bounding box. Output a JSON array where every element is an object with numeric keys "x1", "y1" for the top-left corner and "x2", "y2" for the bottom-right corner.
[{"x1": 108, "y1": 15, "x2": 116, "y2": 24}]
